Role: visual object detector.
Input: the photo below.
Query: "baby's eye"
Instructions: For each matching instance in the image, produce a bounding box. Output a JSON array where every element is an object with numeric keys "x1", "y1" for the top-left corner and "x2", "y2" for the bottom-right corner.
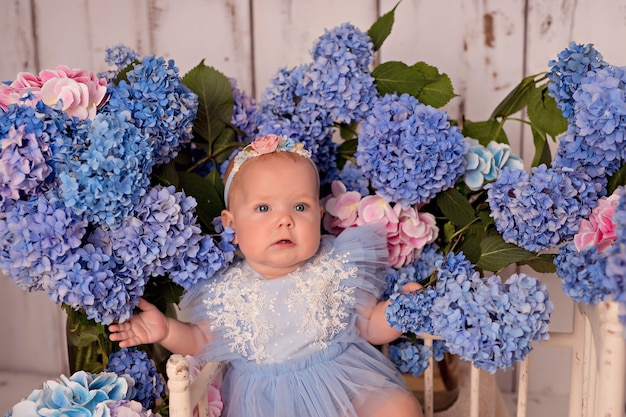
[
  {"x1": 294, "y1": 203, "x2": 307, "y2": 212},
  {"x1": 256, "y1": 204, "x2": 269, "y2": 213}
]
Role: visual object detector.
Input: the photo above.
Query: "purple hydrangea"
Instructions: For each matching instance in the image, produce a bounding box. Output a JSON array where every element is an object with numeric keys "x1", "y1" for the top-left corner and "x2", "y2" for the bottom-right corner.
[
  {"x1": 547, "y1": 42, "x2": 608, "y2": 119},
  {"x1": 106, "y1": 348, "x2": 165, "y2": 410},
  {"x1": 0, "y1": 191, "x2": 87, "y2": 292},
  {"x1": 356, "y1": 93, "x2": 467, "y2": 208}
]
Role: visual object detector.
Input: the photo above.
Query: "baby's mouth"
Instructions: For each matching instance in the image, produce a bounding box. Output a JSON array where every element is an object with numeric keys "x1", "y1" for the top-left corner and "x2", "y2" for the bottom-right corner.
[{"x1": 274, "y1": 239, "x2": 293, "y2": 245}]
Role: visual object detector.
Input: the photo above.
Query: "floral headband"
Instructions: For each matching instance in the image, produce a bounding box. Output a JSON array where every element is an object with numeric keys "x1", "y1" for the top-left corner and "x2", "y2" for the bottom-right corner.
[{"x1": 223, "y1": 134, "x2": 317, "y2": 208}]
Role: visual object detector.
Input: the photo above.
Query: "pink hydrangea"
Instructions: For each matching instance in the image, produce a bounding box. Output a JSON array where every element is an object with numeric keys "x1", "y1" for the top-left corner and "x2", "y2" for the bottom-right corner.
[
  {"x1": 323, "y1": 181, "x2": 361, "y2": 233},
  {"x1": 0, "y1": 65, "x2": 107, "y2": 120},
  {"x1": 322, "y1": 181, "x2": 438, "y2": 268},
  {"x1": 574, "y1": 191, "x2": 620, "y2": 252}
]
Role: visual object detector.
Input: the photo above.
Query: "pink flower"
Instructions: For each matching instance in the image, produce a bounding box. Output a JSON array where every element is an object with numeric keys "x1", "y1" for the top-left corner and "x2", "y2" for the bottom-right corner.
[
  {"x1": 39, "y1": 65, "x2": 107, "y2": 120},
  {"x1": 323, "y1": 181, "x2": 361, "y2": 233},
  {"x1": 251, "y1": 134, "x2": 281, "y2": 154},
  {"x1": 356, "y1": 194, "x2": 399, "y2": 233},
  {"x1": 574, "y1": 192, "x2": 620, "y2": 252},
  {"x1": 386, "y1": 206, "x2": 439, "y2": 267},
  {"x1": 186, "y1": 355, "x2": 223, "y2": 417}
]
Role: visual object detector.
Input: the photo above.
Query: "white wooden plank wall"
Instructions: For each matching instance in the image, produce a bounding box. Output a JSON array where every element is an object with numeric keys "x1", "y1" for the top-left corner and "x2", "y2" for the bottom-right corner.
[{"x1": 1, "y1": 0, "x2": 625, "y2": 414}]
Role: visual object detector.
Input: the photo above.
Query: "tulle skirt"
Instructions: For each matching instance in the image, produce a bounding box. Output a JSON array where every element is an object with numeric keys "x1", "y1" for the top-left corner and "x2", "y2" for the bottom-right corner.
[{"x1": 221, "y1": 340, "x2": 409, "y2": 417}]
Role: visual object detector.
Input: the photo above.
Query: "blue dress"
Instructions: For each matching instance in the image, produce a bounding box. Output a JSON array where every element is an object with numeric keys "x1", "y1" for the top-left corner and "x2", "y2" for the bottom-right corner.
[{"x1": 180, "y1": 225, "x2": 410, "y2": 417}]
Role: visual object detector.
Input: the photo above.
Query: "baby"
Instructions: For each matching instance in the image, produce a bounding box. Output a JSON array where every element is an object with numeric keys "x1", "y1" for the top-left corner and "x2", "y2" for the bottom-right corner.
[{"x1": 109, "y1": 135, "x2": 423, "y2": 417}]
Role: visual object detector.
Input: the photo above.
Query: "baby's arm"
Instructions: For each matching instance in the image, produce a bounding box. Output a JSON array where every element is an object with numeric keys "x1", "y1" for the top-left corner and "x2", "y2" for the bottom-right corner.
[
  {"x1": 356, "y1": 282, "x2": 422, "y2": 345},
  {"x1": 109, "y1": 298, "x2": 209, "y2": 356}
]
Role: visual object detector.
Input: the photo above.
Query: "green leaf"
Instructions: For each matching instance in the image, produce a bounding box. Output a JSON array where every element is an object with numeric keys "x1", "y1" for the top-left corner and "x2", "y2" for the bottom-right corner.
[
  {"x1": 151, "y1": 161, "x2": 180, "y2": 187},
  {"x1": 608, "y1": 163, "x2": 626, "y2": 194},
  {"x1": 372, "y1": 61, "x2": 423, "y2": 97},
  {"x1": 457, "y1": 224, "x2": 484, "y2": 264},
  {"x1": 490, "y1": 73, "x2": 543, "y2": 118},
  {"x1": 462, "y1": 119, "x2": 509, "y2": 146},
  {"x1": 435, "y1": 188, "x2": 476, "y2": 228},
  {"x1": 518, "y1": 254, "x2": 557, "y2": 274},
  {"x1": 477, "y1": 235, "x2": 536, "y2": 272},
  {"x1": 182, "y1": 61, "x2": 234, "y2": 144},
  {"x1": 372, "y1": 61, "x2": 456, "y2": 107},
  {"x1": 177, "y1": 171, "x2": 224, "y2": 232},
  {"x1": 527, "y1": 86, "x2": 567, "y2": 138},
  {"x1": 530, "y1": 126, "x2": 552, "y2": 168},
  {"x1": 367, "y1": 1, "x2": 400, "y2": 51},
  {"x1": 412, "y1": 62, "x2": 456, "y2": 107}
]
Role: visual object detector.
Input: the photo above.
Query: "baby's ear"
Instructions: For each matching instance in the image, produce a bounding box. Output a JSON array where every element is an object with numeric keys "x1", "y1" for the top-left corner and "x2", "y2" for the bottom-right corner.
[
  {"x1": 221, "y1": 209, "x2": 235, "y2": 229},
  {"x1": 221, "y1": 209, "x2": 237, "y2": 244}
]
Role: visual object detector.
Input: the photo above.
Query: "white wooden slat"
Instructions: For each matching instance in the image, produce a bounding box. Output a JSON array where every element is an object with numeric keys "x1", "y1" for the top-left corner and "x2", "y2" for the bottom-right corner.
[
  {"x1": 250, "y1": 0, "x2": 378, "y2": 98},
  {"x1": 32, "y1": 0, "x2": 151, "y2": 74},
  {"x1": 0, "y1": 0, "x2": 37, "y2": 79},
  {"x1": 150, "y1": 0, "x2": 254, "y2": 94}
]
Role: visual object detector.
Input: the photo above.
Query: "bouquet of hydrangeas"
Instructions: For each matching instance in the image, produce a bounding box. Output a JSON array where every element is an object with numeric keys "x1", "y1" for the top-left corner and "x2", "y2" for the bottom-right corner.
[{"x1": 4, "y1": 3, "x2": 624, "y2": 415}]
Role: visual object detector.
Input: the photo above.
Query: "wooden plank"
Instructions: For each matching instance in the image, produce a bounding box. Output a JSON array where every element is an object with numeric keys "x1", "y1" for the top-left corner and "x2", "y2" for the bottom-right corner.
[
  {"x1": 251, "y1": 0, "x2": 378, "y2": 98},
  {"x1": 0, "y1": 0, "x2": 36, "y2": 80},
  {"x1": 150, "y1": 0, "x2": 253, "y2": 93}
]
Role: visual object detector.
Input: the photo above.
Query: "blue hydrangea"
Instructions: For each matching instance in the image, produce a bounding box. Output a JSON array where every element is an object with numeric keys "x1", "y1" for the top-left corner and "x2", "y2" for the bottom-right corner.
[
  {"x1": 464, "y1": 139, "x2": 524, "y2": 191},
  {"x1": 0, "y1": 191, "x2": 87, "y2": 293},
  {"x1": 104, "y1": 44, "x2": 141, "y2": 70},
  {"x1": 386, "y1": 287, "x2": 437, "y2": 334},
  {"x1": 554, "y1": 242, "x2": 611, "y2": 304},
  {"x1": 51, "y1": 111, "x2": 153, "y2": 226},
  {"x1": 356, "y1": 93, "x2": 467, "y2": 207},
  {"x1": 486, "y1": 165, "x2": 600, "y2": 251},
  {"x1": 338, "y1": 161, "x2": 370, "y2": 196},
  {"x1": 430, "y1": 252, "x2": 553, "y2": 373},
  {"x1": 552, "y1": 125, "x2": 612, "y2": 185},
  {"x1": 382, "y1": 243, "x2": 443, "y2": 299},
  {"x1": 104, "y1": 55, "x2": 198, "y2": 165},
  {"x1": 6, "y1": 370, "x2": 132, "y2": 417},
  {"x1": 0, "y1": 102, "x2": 73, "y2": 200},
  {"x1": 311, "y1": 22, "x2": 374, "y2": 72},
  {"x1": 106, "y1": 348, "x2": 166, "y2": 410},
  {"x1": 300, "y1": 23, "x2": 378, "y2": 124},
  {"x1": 389, "y1": 338, "x2": 431, "y2": 377},
  {"x1": 547, "y1": 42, "x2": 608, "y2": 119},
  {"x1": 553, "y1": 66, "x2": 626, "y2": 178},
  {"x1": 229, "y1": 77, "x2": 259, "y2": 141}
]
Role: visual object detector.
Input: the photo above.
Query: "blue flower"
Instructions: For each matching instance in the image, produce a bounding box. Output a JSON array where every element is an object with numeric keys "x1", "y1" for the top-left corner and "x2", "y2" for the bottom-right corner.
[
  {"x1": 6, "y1": 370, "x2": 131, "y2": 417},
  {"x1": 604, "y1": 188, "x2": 626, "y2": 307},
  {"x1": 554, "y1": 242, "x2": 611, "y2": 304},
  {"x1": 386, "y1": 288, "x2": 437, "y2": 334},
  {"x1": 356, "y1": 93, "x2": 467, "y2": 207},
  {"x1": 389, "y1": 339, "x2": 431, "y2": 377},
  {"x1": 104, "y1": 55, "x2": 198, "y2": 165},
  {"x1": 430, "y1": 252, "x2": 553, "y2": 373},
  {"x1": 229, "y1": 77, "x2": 259, "y2": 141},
  {"x1": 106, "y1": 348, "x2": 165, "y2": 410},
  {"x1": 52, "y1": 111, "x2": 153, "y2": 226},
  {"x1": 486, "y1": 164, "x2": 600, "y2": 251},
  {"x1": 547, "y1": 42, "x2": 607, "y2": 119},
  {"x1": 338, "y1": 161, "x2": 370, "y2": 196},
  {"x1": 0, "y1": 191, "x2": 87, "y2": 293}
]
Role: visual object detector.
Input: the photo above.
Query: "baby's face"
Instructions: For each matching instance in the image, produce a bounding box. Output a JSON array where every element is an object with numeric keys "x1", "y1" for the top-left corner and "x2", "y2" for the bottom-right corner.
[{"x1": 222, "y1": 154, "x2": 322, "y2": 279}]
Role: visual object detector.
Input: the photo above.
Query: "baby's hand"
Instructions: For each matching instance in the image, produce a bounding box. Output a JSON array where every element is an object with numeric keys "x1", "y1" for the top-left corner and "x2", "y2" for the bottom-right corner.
[
  {"x1": 109, "y1": 298, "x2": 168, "y2": 347},
  {"x1": 401, "y1": 282, "x2": 423, "y2": 294}
]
